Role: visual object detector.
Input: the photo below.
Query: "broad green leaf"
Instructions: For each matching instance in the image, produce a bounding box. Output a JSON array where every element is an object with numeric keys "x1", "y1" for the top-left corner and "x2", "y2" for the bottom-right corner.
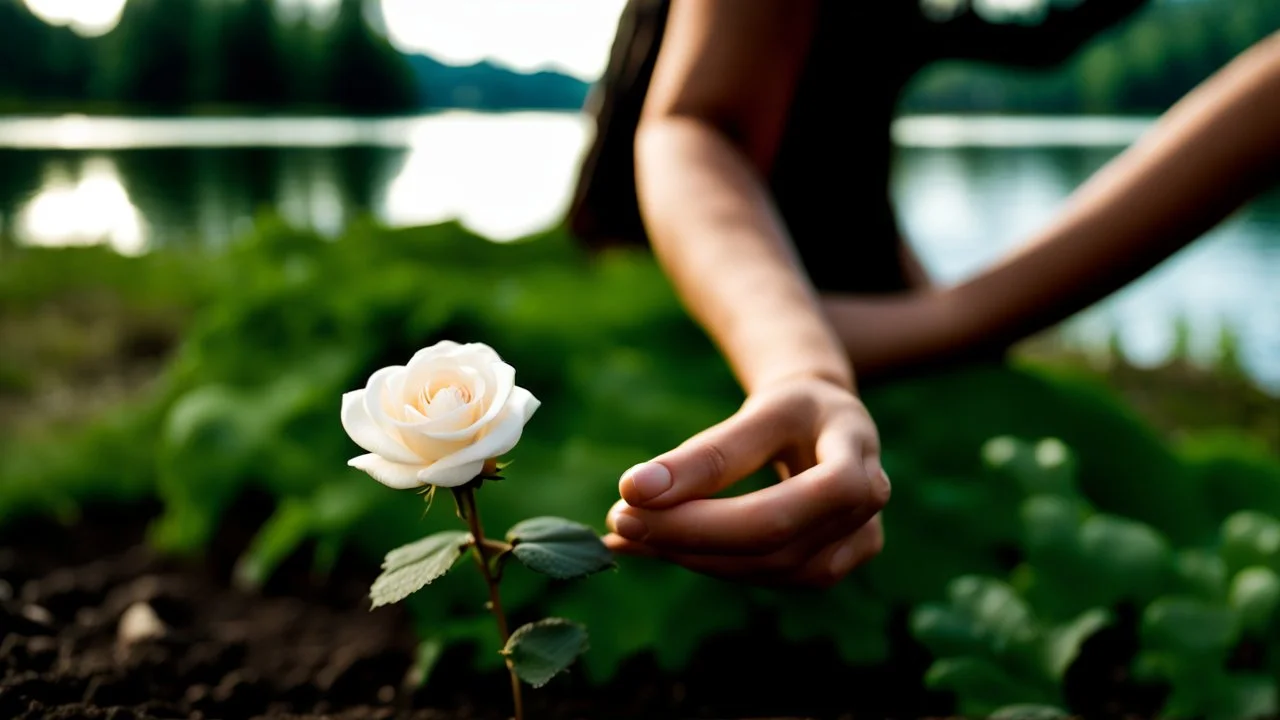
[
  {"x1": 1174, "y1": 549, "x2": 1228, "y2": 602},
  {"x1": 1043, "y1": 608, "x2": 1111, "y2": 680},
  {"x1": 1228, "y1": 566, "x2": 1280, "y2": 635},
  {"x1": 405, "y1": 636, "x2": 446, "y2": 687},
  {"x1": 1220, "y1": 511, "x2": 1280, "y2": 575},
  {"x1": 1077, "y1": 514, "x2": 1172, "y2": 605},
  {"x1": 1020, "y1": 495, "x2": 1084, "y2": 559},
  {"x1": 370, "y1": 530, "x2": 470, "y2": 608},
  {"x1": 507, "y1": 516, "x2": 615, "y2": 580},
  {"x1": 773, "y1": 581, "x2": 889, "y2": 666},
  {"x1": 924, "y1": 657, "x2": 1056, "y2": 718},
  {"x1": 1142, "y1": 597, "x2": 1240, "y2": 658},
  {"x1": 911, "y1": 604, "x2": 987, "y2": 659},
  {"x1": 233, "y1": 497, "x2": 313, "y2": 590},
  {"x1": 990, "y1": 704, "x2": 1070, "y2": 720},
  {"x1": 982, "y1": 436, "x2": 1076, "y2": 498},
  {"x1": 947, "y1": 576, "x2": 1039, "y2": 654},
  {"x1": 502, "y1": 617, "x2": 589, "y2": 688},
  {"x1": 1214, "y1": 674, "x2": 1279, "y2": 720}
]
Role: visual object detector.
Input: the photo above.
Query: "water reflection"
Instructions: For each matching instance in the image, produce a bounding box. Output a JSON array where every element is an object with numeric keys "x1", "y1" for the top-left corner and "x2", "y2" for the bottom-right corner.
[
  {"x1": 17, "y1": 156, "x2": 145, "y2": 255},
  {"x1": 0, "y1": 113, "x2": 1277, "y2": 390},
  {"x1": 896, "y1": 145, "x2": 1280, "y2": 390},
  {"x1": 379, "y1": 112, "x2": 589, "y2": 240}
]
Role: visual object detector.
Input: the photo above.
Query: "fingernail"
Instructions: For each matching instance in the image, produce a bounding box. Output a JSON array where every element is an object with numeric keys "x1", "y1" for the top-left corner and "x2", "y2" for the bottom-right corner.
[
  {"x1": 623, "y1": 462, "x2": 672, "y2": 502},
  {"x1": 612, "y1": 513, "x2": 649, "y2": 542}
]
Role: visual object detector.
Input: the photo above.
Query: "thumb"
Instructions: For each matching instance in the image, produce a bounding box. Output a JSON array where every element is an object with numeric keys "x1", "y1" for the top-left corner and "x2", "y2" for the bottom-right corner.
[{"x1": 618, "y1": 401, "x2": 791, "y2": 509}]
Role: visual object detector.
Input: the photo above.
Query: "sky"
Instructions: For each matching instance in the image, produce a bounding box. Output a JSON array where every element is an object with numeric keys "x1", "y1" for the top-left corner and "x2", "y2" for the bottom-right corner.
[{"x1": 22, "y1": 0, "x2": 630, "y2": 80}]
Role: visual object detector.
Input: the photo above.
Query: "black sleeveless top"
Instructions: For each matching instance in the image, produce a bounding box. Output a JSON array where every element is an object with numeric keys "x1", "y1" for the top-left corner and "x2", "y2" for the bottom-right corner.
[{"x1": 568, "y1": 0, "x2": 1146, "y2": 293}]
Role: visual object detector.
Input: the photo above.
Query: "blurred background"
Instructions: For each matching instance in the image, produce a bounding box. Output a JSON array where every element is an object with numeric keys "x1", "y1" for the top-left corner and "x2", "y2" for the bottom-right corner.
[
  {"x1": 2, "y1": 3, "x2": 1280, "y2": 717},
  {"x1": 0, "y1": 0, "x2": 1277, "y2": 391}
]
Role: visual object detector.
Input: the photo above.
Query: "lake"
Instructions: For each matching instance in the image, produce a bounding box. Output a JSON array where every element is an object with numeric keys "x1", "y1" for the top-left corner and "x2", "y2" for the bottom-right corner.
[{"x1": 1, "y1": 111, "x2": 1277, "y2": 392}]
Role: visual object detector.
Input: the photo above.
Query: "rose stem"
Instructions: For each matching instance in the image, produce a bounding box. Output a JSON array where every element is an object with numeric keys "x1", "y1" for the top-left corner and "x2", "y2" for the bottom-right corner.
[{"x1": 457, "y1": 485, "x2": 524, "y2": 720}]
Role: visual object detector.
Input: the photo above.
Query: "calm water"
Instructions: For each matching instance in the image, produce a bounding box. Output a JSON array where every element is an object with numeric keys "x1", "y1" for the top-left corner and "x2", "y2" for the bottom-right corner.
[{"x1": 1, "y1": 112, "x2": 1277, "y2": 391}]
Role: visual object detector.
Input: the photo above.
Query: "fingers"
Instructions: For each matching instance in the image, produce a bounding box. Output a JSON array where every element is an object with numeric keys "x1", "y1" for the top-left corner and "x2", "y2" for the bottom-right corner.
[
  {"x1": 607, "y1": 447, "x2": 889, "y2": 556},
  {"x1": 618, "y1": 398, "x2": 797, "y2": 509},
  {"x1": 608, "y1": 515, "x2": 886, "y2": 588}
]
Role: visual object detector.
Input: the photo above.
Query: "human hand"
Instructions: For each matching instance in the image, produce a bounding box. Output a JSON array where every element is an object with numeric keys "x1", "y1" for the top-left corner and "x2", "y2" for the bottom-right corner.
[{"x1": 603, "y1": 375, "x2": 890, "y2": 587}]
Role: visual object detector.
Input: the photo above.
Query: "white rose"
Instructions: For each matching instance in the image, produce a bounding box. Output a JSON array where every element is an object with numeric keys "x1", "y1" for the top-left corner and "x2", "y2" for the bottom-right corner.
[{"x1": 341, "y1": 341, "x2": 540, "y2": 489}]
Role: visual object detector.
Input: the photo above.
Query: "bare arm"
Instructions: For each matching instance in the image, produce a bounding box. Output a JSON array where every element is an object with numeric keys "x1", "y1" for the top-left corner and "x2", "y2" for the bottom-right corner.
[
  {"x1": 605, "y1": 0, "x2": 891, "y2": 587},
  {"x1": 635, "y1": 0, "x2": 849, "y2": 393},
  {"x1": 826, "y1": 31, "x2": 1280, "y2": 377}
]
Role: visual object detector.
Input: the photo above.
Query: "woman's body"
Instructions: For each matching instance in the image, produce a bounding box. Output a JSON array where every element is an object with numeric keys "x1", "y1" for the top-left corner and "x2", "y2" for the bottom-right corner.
[{"x1": 572, "y1": 0, "x2": 1280, "y2": 586}]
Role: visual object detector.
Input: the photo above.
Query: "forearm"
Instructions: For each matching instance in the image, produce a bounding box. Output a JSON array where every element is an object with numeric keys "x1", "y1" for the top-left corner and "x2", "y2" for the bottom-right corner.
[
  {"x1": 950, "y1": 32, "x2": 1280, "y2": 352},
  {"x1": 636, "y1": 116, "x2": 853, "y2": 393}
]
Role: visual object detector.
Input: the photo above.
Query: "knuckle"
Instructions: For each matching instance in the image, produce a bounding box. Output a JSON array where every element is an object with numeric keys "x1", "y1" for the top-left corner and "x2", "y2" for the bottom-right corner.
[
  {"x1": 692, "y1": 442, "x2": 729, "y2": 485},
  {"x1": 867, "y1": 468, "x2": 892, "y2": 510}
]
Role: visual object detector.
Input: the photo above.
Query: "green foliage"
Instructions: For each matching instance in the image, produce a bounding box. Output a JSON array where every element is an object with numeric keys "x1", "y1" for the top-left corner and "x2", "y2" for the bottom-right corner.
[
  {"x1": 1, "y1": 0, "x2": 417, "y2": 114},
  {"x1": 911, "y1": 575, "x2": 1107, "y2": 716},
  {"x1": 903, "y1": 0, "x2": 1280, "y2": 115},
  {"x1": 502, "y1": 618, "x2": 590, "y2": 689},
  {"x1": 3, "y1": 217, "x2": 1280, "y2": 717},
  {"x1": 370, "y1": 531, "x2": 470, "y2": 608},
  {"x1": 507, "y1": 517, "x2": 616, "y2": 580}
]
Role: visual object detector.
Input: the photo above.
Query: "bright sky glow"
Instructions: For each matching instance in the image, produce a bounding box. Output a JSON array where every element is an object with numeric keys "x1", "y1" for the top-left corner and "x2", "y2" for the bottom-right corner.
[
  {"x1": 22, "y1": 0, "x2": 628, "y2": 81},
  {"x1": 379, "y1": 0, "x2": 627, "y2": 79},
  {"x1": 22, "y1": 0, "x2": 127, "y2": 37}
]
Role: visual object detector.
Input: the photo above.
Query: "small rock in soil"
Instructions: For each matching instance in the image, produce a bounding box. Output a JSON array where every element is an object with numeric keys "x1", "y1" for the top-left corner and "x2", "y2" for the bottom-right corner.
[
  {"x1": 20, "y1": 604, "x2": 53, "y2": 628},
  {"x1": 116, "y1": 602, "x2": 166, "y2": 649}
]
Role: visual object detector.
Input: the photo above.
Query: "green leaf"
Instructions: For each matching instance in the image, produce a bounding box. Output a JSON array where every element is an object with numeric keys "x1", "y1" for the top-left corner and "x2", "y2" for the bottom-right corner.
[
  {"x1": 1020, "y1": 494, "x2": 1084, "y2": 560},
  {"x1": 233, "y1": 497, "x2": 313, "y2": 590},
  {"x1": 946, "y1": 576, "x2": 1039, "y2": 654},
  {"x1": 1228, "y1": 566, "x2": 1280, "y2": 635},
  {"x1": 405, "y1": 635, "x2": 446, "y2": 687},
  {"x1": 911, "y1": 604, "x2": 988, "y2": 659},
  {"x1": 924, "y1": 657, "x2": 1056, "y2": 718},
  {"x1": 370, "y1": 530, "x2": 470, "y2": 608},
  {"x1": 507, "y1": 516, "x2": 615, "y2": 580},
  {"x1": 1043, "y1": 608, "x2": 1111, "y2": 680},
  {"x1": 1142, "y1": 596, "x2": 1240, "y2": 658},
  {"x1": 989, "y1": 704, "x2": 1070, "y2": 720},
  {"x1": 1077, "y1": 513, "x2": 1172, "y2": 605},
  {"x1": 1214, "y1": 674, "x2": 1279, "y2": 720},
  {"x1": 1220, "y1": 511, "x2": 1280, "y2": 575},
  {"x1": 982, "y1": 436, "x2": 1076, "y2": 498},
  {"x1": 1174, "y1": 548, "x2": 1229, "y2": 602},
  {"x1": 502, "y1": 617, "x2": 589, "y2": 688}
]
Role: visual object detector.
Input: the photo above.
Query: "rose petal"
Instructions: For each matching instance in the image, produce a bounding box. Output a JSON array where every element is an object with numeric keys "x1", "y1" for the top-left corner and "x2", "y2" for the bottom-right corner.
[
  {"x1": 341, "y1": 390, "x2": 421, "y2": 464},
  {"x1": 421, "y1": 361, "x2": 516, "y2": 441},
  {"x1": 417, "y1": 387, "x2": 541, "y2": 486},
  {"x1": 363, "y1": 365, "x2": 408, "y2": 426},
  {"x1": 416, "y1": 458, "x2": 487, "y2": 488},
  {"x1": 348, "y1": 454, "x2": 428, "y2": 489}
]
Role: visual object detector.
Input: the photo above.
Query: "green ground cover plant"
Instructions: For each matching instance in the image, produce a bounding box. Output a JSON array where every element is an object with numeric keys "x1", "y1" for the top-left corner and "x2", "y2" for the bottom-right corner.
[{"x1": 3, "y1": 217, "x2": 1279, "y2": 717}]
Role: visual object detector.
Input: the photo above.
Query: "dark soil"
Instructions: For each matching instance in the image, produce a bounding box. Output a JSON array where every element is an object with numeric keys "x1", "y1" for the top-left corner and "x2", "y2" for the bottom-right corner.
[{"x1": 0, "y1": 493, "x2": 1163, "y2": 720}]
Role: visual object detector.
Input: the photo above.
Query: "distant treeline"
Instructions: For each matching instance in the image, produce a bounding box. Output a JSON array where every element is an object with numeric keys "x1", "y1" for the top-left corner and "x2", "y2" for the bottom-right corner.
[
  {"x1": 1, "y1": 0, "x2": 1277, "y2": 116},
  {"x1": 902, "y1": 0, "x2": 1280, "y2": 114},
  {"x1": 0, "y1": 0, "x2": 419, "y2": 115}
]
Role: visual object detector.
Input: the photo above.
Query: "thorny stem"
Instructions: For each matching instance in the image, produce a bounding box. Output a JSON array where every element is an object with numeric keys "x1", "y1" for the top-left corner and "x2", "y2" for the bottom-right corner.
[{"x1": 456, "y1": 484, "x2": 524, "y2": 720}]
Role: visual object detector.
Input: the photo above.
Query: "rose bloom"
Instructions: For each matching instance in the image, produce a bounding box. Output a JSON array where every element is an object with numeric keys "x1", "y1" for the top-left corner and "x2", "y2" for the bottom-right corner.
[{"x1": 341, "y1": 341, "x2": 540, "y2": 488}]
